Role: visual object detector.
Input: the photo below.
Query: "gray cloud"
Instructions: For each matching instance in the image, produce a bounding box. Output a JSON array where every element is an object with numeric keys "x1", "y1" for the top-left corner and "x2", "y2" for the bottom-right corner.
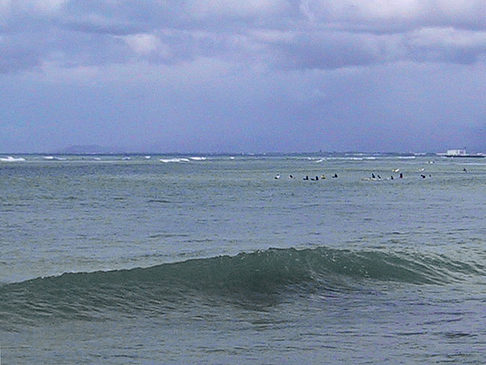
[
  {"x1": 1, "y1": 0, "x2": 486, "y2": 74},
  {"x1": 0, "y1": 45, "x2": 40, "y2": 73},
  {"x1": 298, "y1": 1, "x2": 486, "y2": 32},
  {"x1": 1, "y1": 1, "x2": 486, "y2": 154}
]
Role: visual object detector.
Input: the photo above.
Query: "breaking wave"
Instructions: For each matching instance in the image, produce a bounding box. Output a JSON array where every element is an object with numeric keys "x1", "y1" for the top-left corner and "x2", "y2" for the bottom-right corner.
[
  {"x1": 159, "y1": 158, "x2": 190, "y2": 163},
  {"x1": 0, "y1": 156, "x2": 26, "y2": 162}
]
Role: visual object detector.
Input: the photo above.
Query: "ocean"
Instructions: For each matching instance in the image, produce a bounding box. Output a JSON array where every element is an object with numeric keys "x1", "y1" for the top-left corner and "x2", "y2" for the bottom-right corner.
[{"x1": 1, "y1": 153, "x2": 485, "y2": 364}]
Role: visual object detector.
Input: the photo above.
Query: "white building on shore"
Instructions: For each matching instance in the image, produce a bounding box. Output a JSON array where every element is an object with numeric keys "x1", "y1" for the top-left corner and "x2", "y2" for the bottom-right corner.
[
  {"x1": 446, "y1": 149, "x2": 467, "y2": 156},
  {"x1": 438, "y1": 148, "x2": 485, "y2": 158}
]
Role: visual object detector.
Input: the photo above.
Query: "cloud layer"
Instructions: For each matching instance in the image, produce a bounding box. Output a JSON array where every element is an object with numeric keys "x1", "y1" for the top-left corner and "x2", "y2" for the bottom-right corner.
[
  {"x1": 1, "y1": 1, "x2": 486, "y2": 153},
  {"x1": 2, "y1": 0, "x2": 486, "y2": 73}
]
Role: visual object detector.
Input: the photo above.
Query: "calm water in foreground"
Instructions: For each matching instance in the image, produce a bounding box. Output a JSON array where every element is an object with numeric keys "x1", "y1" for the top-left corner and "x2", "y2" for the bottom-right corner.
[{"x1": 1, "y1": 154, "x2": 485, "y2": 364}]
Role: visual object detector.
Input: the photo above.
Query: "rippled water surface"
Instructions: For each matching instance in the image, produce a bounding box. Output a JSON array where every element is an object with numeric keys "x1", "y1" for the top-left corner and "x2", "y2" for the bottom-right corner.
[{"x1": 1, "y1": 154, "x2": 485, "y2": 363}]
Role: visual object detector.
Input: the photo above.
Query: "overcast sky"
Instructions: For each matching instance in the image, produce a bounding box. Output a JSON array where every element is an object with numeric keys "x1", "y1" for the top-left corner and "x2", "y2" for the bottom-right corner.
[{"x1": 1, "y1": 0, "x2": 486, "y2": 153}]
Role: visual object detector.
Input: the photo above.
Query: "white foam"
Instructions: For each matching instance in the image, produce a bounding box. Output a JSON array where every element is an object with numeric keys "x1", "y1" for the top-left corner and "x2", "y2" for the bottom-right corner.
[
  {"x1": 144, "y1": 156, "x2": 151, "y2": 159},
  {"x1": 0, "y1": 156, "x2": 26, "y2": 162},
  {"x1": 43, "y1": 156, "x2": 66, "y2": 161},
  {"x1": 160, "y1": 158, "x2": 190, "y2": 163},
  {"x1": 322, "y1": 157, "x2": 364, "y2": 161},
  {"x1": 189, "y1": 157, "x2": 207, "y2": 161}
]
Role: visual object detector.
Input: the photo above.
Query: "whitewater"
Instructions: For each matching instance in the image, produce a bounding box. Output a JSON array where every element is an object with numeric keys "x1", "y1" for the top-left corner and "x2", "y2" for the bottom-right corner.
[{"x1": 1, "y1": 154, "x2": 485, "y2": 364}]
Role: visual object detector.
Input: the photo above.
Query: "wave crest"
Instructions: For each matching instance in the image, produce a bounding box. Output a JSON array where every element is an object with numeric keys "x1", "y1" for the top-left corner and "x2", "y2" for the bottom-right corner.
[{"x1": 1, "y1": 247, "x2": 482, "y2": 325}]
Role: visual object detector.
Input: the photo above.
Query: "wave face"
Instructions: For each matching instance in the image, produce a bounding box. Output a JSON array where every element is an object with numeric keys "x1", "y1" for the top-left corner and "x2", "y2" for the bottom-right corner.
[{"x1": 1, "y1": 247, "x2": 482, "y2": 326}]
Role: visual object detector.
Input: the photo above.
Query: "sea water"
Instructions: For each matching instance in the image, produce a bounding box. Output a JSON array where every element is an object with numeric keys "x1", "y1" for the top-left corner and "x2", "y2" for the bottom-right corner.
[{"x1": 1, "y1": 154, "x2": 485, "y2": 364}]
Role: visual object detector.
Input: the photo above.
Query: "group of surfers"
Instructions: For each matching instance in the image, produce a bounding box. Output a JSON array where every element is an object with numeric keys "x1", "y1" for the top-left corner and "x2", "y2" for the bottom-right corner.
[{"x1": 273, "y1": 171, "x2": 439, "y2": 181}]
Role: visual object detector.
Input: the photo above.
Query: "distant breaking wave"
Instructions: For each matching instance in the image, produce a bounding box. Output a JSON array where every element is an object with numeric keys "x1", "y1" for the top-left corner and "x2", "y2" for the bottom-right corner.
[
  {"x1": 0, "y1": 156, "x2": 26, "y2": 162},
  {"x1": 43, "y1": 156, "x2": 67, "y2": 161},
  {"x1": 159, "y1": 158, "x2": 190, "y2": 163},
  {"x1": 159, "y1": 157, "x2": 207, "y2": 163},
  {"x1": 313, "y1": 156, "x2": 380, "y2": 162},
  {"x1": 1, "y1": 247, "x2": 482, "y2": 326}
]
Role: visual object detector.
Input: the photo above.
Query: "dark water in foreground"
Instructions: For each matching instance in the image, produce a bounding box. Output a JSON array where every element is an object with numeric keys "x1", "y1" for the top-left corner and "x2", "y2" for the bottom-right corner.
[{"x1": 1, "y1": 154, "x2": 485, "y2": 363}]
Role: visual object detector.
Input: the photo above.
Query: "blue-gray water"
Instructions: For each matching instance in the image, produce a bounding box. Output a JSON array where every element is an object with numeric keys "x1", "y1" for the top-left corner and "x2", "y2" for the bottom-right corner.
[{"x1": 1, "y1": 154, "x2": 485, "y2": 364}]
